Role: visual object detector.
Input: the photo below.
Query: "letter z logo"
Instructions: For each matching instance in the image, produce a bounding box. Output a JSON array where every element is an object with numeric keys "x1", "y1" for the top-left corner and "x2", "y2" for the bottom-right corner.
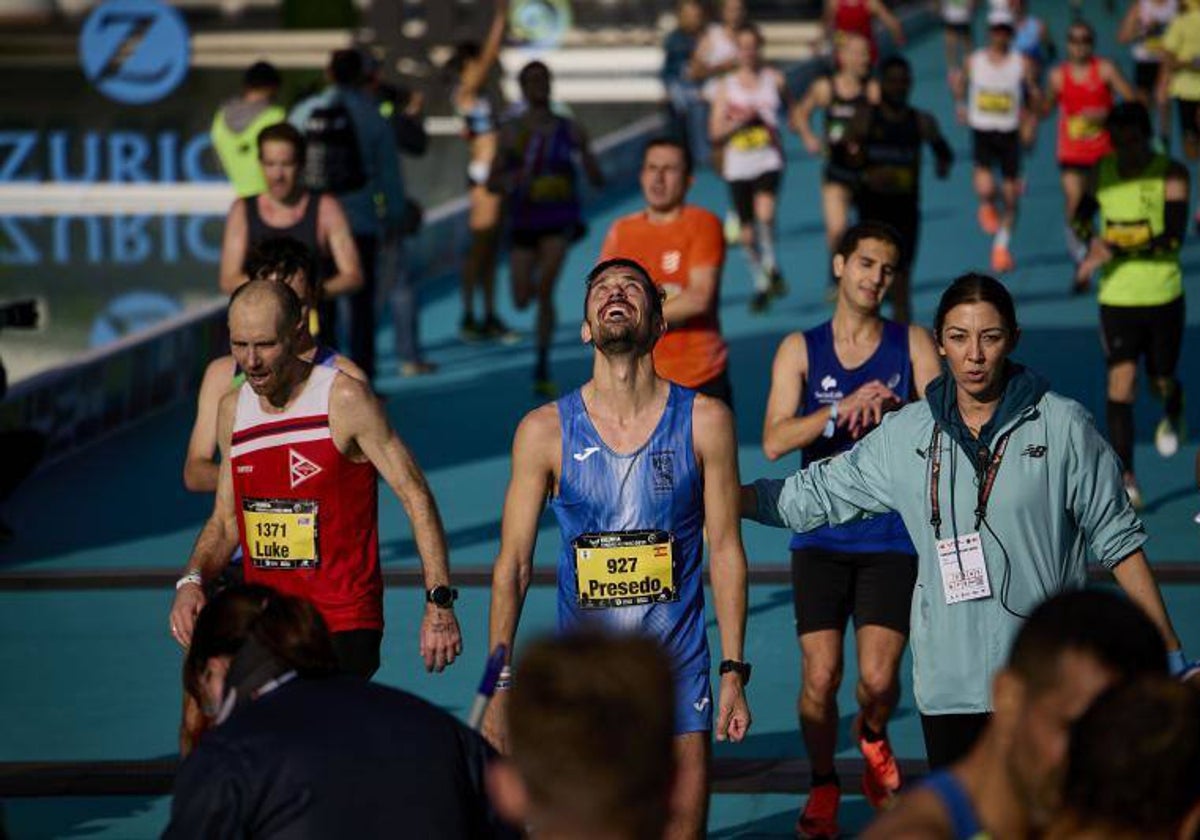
[{"x1": 78, "y1": 0, "x2": 191, "y2": 105}]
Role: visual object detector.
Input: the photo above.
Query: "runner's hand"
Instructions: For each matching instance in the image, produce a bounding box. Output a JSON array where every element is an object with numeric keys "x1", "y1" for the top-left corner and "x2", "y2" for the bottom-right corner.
[
  {"x1": 481, "y1": 689, "x2": 510, "y2": 753},
  {"x1": 420, "y1": 604, "x2": 463, "y2": 672},
  {"x1": 715, "y1": 672, "x2": 751, "y2": 742},
  {"x1": 170, "y1": 584, "x2": 206, "y2": 649},
  {"x1": 838, "y1": 380, "x2": 902, "y2": 438}
]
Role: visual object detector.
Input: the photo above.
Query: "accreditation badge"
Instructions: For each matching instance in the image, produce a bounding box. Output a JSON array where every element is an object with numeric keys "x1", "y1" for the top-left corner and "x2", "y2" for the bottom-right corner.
[
  {"x1": 936, "y1": 532, "x2": 991, "y2": 604},
  {"x1": 573, "y1": 530, "x2": 678, "y2": 609},
  {"x1": 242, "y1": 497, "x2": 319, "y2": 569}
]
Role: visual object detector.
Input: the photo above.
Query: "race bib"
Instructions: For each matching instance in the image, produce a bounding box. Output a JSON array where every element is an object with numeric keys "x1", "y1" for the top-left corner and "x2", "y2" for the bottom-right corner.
[
  {"x1": 242, "y1": 497, "x2": 319, "y2": 569},
  {"x1": 936, "y1": 532, "x2": 992, "y2": 605},
  {"x1": 573, "y1": 530, "x2": 678, "y2": 609},
  {"x1": 730, "y1": 124, "x2": 772, "y2": 151},
  {"x1": 1103, "y1": 219, "x2": 1153, "y2": 250},
  {"x1": 1066, "y1": 114, "x2": 1102, "y2": 141},
  {"x1": 528, "y1": 173, "x2": 573, "y2": 202},
  {"x1": 976, "y1": 89, "x2": 1015, "y2": 115},
  {"x1": 867, "y1": 164, "x2": 916, "y2": 194}
]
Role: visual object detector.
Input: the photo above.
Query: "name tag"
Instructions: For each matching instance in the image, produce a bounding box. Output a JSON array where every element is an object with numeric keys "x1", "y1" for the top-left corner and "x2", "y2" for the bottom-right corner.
[
  {"x1": 573, "y1": 530, "x2": 678, "y2": 609},
  {"x1": 1103, "y1": 219, "x2": 1153, "y2": 250},
  {"x1": 529, "y1": 174, "x2": 572, "y2": 202},
  {"x1": 867, "y1": 164, "x2": 916, "y2": 194},
  {"x1": 977, "y1": 89, "x2": 1015, "y2": 115},
  {"x1": 936, "y1": 532, "x2": 991, "y2": 604},
  {"x1": 730, "y1": 124, "x2": 773, "y2": 151},
  {"x1": 242, "y1": 497, "x2": 319, "y2": 569}
]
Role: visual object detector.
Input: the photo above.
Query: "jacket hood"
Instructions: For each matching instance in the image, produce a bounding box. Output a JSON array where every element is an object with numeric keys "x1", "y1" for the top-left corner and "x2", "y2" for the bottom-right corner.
[{"x1": 926, "y1": 362, "x2": 1050, "y2": 461}]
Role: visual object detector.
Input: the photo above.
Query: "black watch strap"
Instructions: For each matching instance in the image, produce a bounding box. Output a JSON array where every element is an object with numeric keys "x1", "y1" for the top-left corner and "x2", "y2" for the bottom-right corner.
[
  {"x1": 718, "y1": 659, "x2": 751, "y2": 686},
  {"x1": 426, "y1": 585, "x2": 458, "y2": 608}
]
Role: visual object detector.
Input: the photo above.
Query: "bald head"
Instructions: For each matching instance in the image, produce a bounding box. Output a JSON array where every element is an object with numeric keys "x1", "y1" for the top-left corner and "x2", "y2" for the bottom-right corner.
[{"x1": 229, "y1": 278, "x2": 304, "y2": 338}]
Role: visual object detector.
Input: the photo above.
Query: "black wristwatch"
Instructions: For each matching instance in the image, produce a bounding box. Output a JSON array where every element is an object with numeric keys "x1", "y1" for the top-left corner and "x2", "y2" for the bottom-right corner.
[
  {"x1": 718, "y1": 659, "x2": 752, "y2": 686},
  {"x1": 426, "y1": 585, "x2": 458, "y2": 608}
]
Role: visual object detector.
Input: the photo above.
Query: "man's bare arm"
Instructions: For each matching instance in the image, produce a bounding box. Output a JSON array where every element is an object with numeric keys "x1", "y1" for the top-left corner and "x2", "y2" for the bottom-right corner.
[
  {"x1": 695, "y1": 395, "x2": 751, "y2": 743},
  {"x1": 663, "y1": 265, "x2": 720, "y2": 327},
  {"x1": 908, "y1": 325, "x2": 942, "y2": 398},
  {"x1": 170, "y1": 391, "x2": 241, "y2": 647},
  {"x1": 483, "y1": 406, "x2": 559, "y2": 752},
  {"x1": 217, "y1": 200, "x2": 250, "y2": 294},
  {"x1": 761, "y1": 332, "x2": 823, "y2": 461},
  {"x1": 182, "y1": 357, "x2": 235, "y2": 494},
  {"x1": 317, "y1": 195, "x2": 364, "y2": 297}
]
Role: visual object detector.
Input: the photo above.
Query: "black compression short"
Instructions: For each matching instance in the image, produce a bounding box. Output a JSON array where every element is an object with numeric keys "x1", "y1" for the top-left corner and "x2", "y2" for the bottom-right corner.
[{"x1": 790, "y1": 548, "x2": 917, "y2": 635}]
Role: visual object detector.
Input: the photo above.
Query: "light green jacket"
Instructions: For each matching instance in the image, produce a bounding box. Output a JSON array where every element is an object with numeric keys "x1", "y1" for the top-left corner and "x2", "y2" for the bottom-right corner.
[{"x1": 752, "y1": 386, "x2": 1145, "y2": 714}]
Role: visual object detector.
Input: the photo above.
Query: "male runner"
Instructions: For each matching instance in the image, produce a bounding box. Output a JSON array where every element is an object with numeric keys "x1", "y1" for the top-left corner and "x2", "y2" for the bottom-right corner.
[
  {"x1": 845, "y1": 56, "x2": 954, "y2": 323},
  {"x1": 954, "y1": 7, "x2": 1042, "y2": 273},
  {"x1": 1074, "y1": 101, "x2": 1189, "y2": 508},
  {"x1": 184, "y1": 237, "x2": 365, "y2": 495},
  {"x1": 600, "y1": 137, "x2": 731, "y2": 405},
  {"x1": 484, "y1": 258, "x2": 752, "y2": 840},
  {"x1": 862, "y1": 590, "x2": 1168, "y2": 839},
  {"x1": 761, "y1": 222, "x2": 940, "y2": 838},
  {"x1": 169, "y1": 279, "x2": 461, "y2": 678}
]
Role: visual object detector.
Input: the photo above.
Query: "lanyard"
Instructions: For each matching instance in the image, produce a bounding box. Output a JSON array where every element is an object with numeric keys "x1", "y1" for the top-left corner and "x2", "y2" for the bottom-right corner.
[{"x1": 928, "y1": 424, "x2": 1012, "y2": 540}]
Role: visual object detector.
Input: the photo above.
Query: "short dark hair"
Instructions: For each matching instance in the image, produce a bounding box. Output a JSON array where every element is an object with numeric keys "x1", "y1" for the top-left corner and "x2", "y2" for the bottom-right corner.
[
  {"x1": 518, "y1": 60, "x2": 551, "y2": 91},
  {"x1": 330, "y1": 48, "x2": 364, "y2": 86},
  {"x1": 1107, "y1": 100, "x2": 1153, "y2": 138},
  {"x1": 243, "y1": 60, "x2": 281, "y2": 91},
  {"x1": 184, "y1": 584, "x2": 338, "y2": 702},
  {"x1": 508, "y1": 633, "x2": 675, "y2": 839},
  {"x1": 584, "y1": 258, "x2": 665, "y2": 321},
  {"x1": 835, "y1": 221, "x2": 904, "y2": 261},
  {"x1": 257, "y1": 122, "x2": 306, "y2": 165},
  {"x1": 933, "y1": 272, "x2": 1019, "y2": 343},
  {"x1": 245, "y1": 236, "x2": 316, "y2": 297},
  {"x1": 879, "y1": 55, "x2": 911, "y2": 76},
  {"x1": 1062, "y1": 675, "x2": 1200, "y2": 836},
  {"x1": 1007, "y1": 589, "x2": 1167, "y2": 697},
  {"x1": 643, "y1": 135, "x2": 693, "y2": 177},
  {"x1": 229, "y1": 276, "x2": 305, "y2": 336},
  {"x1": 735, "y1": 22, "x2": 764, "y2": 44}
]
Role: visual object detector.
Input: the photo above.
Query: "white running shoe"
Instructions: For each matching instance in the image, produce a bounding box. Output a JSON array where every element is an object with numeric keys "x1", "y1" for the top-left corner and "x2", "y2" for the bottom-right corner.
[{"x1": 1155, "y1": 416, "x2": 1181, "y2": 458}]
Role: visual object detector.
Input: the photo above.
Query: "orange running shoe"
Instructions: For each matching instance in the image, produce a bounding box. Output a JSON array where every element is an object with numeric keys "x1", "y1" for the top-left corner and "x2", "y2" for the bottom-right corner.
[
  {"x1": 991, "y1": 243, "x2": 1015, "y2": 274},
  {"x1": 795, "y1": 782, "x2": 840, "y2": 840},
  {"x1": 977, "y1": 203, "x2": 1000, "y2": 235},
  {"x1": 857, "y1": 716, "x2": 901, "y2": 810}
]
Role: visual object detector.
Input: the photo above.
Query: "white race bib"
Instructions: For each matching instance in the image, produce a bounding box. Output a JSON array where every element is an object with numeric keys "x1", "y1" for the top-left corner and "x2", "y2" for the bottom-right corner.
[{"x1": 936, "y1": 532, "x2": 992, "y2": 604}]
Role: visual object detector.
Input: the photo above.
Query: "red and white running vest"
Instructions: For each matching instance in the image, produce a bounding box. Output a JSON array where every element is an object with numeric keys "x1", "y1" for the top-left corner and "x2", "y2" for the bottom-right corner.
[{"x1": 230, "y1": 365, "x2": 382, "y2": 632}]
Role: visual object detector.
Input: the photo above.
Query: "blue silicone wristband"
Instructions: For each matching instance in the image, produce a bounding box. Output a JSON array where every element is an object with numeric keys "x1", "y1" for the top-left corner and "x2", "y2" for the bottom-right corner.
[{"x1": 1167, "y1": 649, "x2": 1187, "y2": 677}]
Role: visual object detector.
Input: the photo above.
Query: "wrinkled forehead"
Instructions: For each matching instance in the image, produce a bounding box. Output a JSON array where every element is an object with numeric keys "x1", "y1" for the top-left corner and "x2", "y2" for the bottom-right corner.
[{"x1": 587, "y1": 266, "x2": 654, "y2": 298}]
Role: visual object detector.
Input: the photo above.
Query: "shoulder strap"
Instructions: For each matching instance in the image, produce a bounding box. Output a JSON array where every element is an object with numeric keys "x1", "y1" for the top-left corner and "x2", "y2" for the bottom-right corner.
[{"x1": 923, "y1": 771, "x2": 984, "y2": 840}]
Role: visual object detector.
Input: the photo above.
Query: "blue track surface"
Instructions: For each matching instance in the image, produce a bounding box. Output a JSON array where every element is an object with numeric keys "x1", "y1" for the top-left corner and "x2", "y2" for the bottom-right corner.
[{"x1": 5, "y1": 2, "x2": 1200, "y2": 836}]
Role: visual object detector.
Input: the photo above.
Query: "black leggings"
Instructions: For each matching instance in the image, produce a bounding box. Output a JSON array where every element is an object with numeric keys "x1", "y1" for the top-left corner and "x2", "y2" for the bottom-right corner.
[{"x1": 921, "y1": 712, "x2": 991, "y2": 769}]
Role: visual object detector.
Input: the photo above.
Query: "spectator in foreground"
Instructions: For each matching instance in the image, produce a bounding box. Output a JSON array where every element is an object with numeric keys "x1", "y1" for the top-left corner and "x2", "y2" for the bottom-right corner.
[
  {"x1": 167, "y1": 585, "x2": 511, "y2": 839},
  {"x1": 487, "y1": 633, "x2": 677, "y2": 840}
]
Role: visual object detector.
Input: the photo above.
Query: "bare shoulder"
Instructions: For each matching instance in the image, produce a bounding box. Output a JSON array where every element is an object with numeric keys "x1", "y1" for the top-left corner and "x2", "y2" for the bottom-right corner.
[
  {"x1": 860, "y1": 787, "x2": 953, "y2": 839},
  {"x1": 216, "y1": 386, "x2": 239, "y2": 433},
  {"x1": 776, "y1": 330, "x2": 809, "y2": 368},
  {"x1": 513, "y1": 403, "x2": 561, "y2": 465},
  {"x1": 328, "y1": 368, "x2": 379, "y2": 419},
  {"x1": 692, "y1": 392, "x2": 735, "y2": 445},
  {"x1": 202, "y1": 355, "x2": 237, "y2": 389},
  {"x1": 908, "y1": 323, "x2": 937, "y2": 353},
  {"x1": 332, "y1": 354, "x2": 368, "y2": 382}
]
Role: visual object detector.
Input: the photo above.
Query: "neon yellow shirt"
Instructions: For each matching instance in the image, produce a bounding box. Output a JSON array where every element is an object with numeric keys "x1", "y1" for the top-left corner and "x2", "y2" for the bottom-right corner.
[{"x1": 1164, "y1": 10, "x2": 1200, "y2": 100}]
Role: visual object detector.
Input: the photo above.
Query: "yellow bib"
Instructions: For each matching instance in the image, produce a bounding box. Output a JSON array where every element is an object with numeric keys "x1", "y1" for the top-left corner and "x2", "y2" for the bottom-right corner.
[
  {"x1": 573, "y1": 530, "x2": 677, "y2": 609},
  {"x1": 243, "y1": 498, "x2": 319, "y2": 569}
]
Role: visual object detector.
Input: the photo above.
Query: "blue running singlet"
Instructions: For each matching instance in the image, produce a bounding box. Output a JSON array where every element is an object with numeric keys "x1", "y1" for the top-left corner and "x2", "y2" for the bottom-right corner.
[
  {"x1": 923, "y1": 771, "x2": 989, "y2": 840},
  {"x1": 551, "y1": 383, "x2": 709, "y2": 679},
  {"x1": 790, "y1": 320, "x2": 916, "y2": 554}
]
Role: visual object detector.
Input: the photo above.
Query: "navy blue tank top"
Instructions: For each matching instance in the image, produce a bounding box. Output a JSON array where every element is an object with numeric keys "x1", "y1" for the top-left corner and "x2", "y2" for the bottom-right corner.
[
  {"x1": 551, "y1": 383, "x2": 708, "y2": 675},
  {"x1": 790, "y1": 320, "x2": 916, "y2": 554},
  {"x1": 923, "y1": 771, "x2": 988, "y2": 840}
]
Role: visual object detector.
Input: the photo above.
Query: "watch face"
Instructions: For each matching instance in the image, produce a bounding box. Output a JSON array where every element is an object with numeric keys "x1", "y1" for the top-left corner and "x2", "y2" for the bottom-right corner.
[{"x1": 430, "y1": 586, "x2": 455, "y2": 607}]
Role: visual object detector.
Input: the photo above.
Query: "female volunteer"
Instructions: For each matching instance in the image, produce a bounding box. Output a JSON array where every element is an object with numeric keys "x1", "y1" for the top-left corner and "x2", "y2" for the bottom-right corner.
[{"x1": 742, "y1": 273, "x2": 1188, "y2": 768}]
